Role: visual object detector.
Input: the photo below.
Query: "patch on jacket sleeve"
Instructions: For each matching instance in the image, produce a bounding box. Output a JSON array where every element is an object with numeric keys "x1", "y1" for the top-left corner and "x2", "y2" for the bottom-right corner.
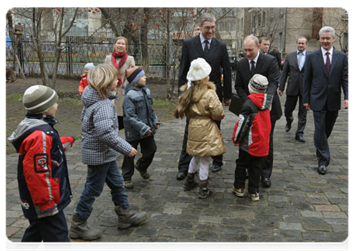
[{"x1": 34, "y1": 153, "x2": 49, "y2": 173}]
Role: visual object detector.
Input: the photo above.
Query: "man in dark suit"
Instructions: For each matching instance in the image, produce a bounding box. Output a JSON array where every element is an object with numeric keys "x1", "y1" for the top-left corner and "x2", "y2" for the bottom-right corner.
[
  {"x1": 235, "y1": 35, "x2": 282, "y2": 188},
  {"x1": 278, "y1": 36, "x2": 308, "y2": 142},
  {"x1": 176, "y1": 12, "x2": 232, "y2": 180},
  {"x1": 303, "y1": 26, "x2": 348, "y2": 175},
  {"x1": 269, "y1": 45, "x2": 282, "y2": 70}
]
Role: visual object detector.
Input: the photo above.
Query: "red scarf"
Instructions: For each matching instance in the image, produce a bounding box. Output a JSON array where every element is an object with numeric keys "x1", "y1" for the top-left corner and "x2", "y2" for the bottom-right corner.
[{"x1": 111, "y1": 51, "x2": 128, "y2": 87}]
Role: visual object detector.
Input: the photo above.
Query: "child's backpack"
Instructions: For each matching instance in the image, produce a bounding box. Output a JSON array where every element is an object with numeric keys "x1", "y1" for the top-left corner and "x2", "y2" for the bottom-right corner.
[{"x1": 232, "y1": 100, "x2": 260, "y2": 144}]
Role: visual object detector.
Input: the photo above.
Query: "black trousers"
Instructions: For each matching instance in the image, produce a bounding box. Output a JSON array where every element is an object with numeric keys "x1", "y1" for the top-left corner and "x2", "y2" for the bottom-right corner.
[
  {"x1": 22, "y1": 210, "x2": 70, "y2": 242},
  {"x1": 261, "y1": 119, "x2": 276, "y2": 180},
  {"x1": 122, "y1": 135, "x2": 157, "y2": 181},
  {"x1": 234, "y1": 149, "x2": 263, "y2": 194},
  {"x1": 313, "y1": 108, "x2": 338, "y2": 167},
  {"x1": 177, "y1": 118, "x2": 223, "y2": 173},
  {"x1": 284, "y1": 95, "x2": 307, "y2": 136}
]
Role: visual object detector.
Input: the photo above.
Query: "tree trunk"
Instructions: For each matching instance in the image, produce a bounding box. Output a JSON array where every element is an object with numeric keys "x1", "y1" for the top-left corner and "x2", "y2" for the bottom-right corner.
[
  {"x1": 165, "y1": 9, "x2": 173, "y2": 100},
  {"x1": 141, "y1": 8, "x2": 149, "y2": 73},
  {"x1": 100, "y1": 8, "x2": 120, "y2": 37},
  {"x1": 32, "y1": 8, "x2": 50, "y2": 86}
]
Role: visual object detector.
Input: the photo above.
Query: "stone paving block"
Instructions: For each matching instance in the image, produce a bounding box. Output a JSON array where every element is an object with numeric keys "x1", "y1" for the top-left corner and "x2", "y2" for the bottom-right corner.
[
  {"x1": 324, "y1": 218, "x2": 348, "y2": 225},
  {"x1": 301, "y1": 232, "x2": 329, "y2": 241},
  {"x1": 322, "y1": 212, "x2": 347, "y2": 219},
  {"x1": 198, "y1": 215, "x2": 223, "y2": 224},
  {"x1": 6, "y1": 227, "x2": 21, "y2": 238},
  {"x1": 314, "y1": 205, "x2": 341, "y2": 212},
  {"x1": 279, "y1": 222, "x2": 302, "y2": 231},
  {"x1": 195, "y1": 230, "x2": 219, "y2": 242},
  {"x1": 301, "y1": 210, "x2": 323, "y2": 218},
  {"x1": 302, "y1": 223, "x2": 332, "y2": 232}
]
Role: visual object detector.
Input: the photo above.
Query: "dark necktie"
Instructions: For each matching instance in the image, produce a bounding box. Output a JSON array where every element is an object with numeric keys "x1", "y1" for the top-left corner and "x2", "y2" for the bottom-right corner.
[
  {"x1": 204, "y1": 40, "x2": 209, "y2": 54},
  {"x1": 325, "y1": 51, "x2": 331, "y2": 76},
  {"x1": 250, "y1": 60, "x2": 256, "y2": 76}
]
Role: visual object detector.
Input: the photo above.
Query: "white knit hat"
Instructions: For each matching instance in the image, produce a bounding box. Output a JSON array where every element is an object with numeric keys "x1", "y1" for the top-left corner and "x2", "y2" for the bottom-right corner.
[
  {"x1": 23, "y1": 85, "x2": 58, "y2": 114},
  {"x1": 248, "y1": 74, "x2": 269, "y2": 93},
  {"x1": 187, "y1": 58, "x2": 211, "y2": 81},
  {"x1": 84, "y1": 62, "x2": 95, "y2": 70}
]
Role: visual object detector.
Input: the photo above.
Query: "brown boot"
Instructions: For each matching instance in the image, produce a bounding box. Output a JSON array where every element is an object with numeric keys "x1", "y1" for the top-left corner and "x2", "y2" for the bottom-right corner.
[
  {"x1": 183, "y1": 172, "x2": 198, "y2": 191},
  {"x1": 198, "y1": 179, "x2": 215, "y2": 199}
]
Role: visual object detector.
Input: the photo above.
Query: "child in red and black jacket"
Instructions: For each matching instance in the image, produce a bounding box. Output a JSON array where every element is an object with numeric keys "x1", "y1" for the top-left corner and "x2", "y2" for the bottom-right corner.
[
  {"x1": 8, "y1": 85, "x2": 75, "y2": 242},
  {"x1": 231, "y1": 74, "x2": 271, "y2": 202},
  {"x1": 78, "y1": 63, "x2": 94, "y2": 95}
]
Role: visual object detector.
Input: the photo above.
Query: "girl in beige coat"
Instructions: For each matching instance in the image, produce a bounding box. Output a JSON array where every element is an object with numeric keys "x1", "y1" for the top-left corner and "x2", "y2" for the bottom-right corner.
[
  {"x1": 174, "y1": 58, "x2": 226, "y2": 199},
  {"x1": 105, "y1": 36, "x2": 135, "y2": 129}
]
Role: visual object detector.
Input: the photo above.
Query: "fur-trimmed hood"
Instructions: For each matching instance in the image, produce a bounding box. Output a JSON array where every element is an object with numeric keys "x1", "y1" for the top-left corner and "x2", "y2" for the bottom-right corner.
[{"x1": 180, "y1": 81, "x2": 216, "y2": 102}]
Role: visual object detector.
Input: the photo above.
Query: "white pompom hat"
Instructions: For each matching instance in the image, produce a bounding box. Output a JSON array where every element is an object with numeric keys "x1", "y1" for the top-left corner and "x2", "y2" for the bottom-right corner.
[{"x1": 187, "y1": 58, "x2": 211, "y2": 81}]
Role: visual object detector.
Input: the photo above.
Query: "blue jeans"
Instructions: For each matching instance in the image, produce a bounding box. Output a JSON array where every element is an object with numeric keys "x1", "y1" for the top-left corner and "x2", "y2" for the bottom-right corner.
[{"x1": 75, "y1": 160, "x2": 129, "y2": 221}]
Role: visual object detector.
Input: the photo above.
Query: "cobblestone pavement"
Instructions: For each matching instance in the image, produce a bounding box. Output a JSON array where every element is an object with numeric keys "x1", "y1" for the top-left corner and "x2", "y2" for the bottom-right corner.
[{"x1": 6, "y1": 99, "x2": 348, "y2": 247}]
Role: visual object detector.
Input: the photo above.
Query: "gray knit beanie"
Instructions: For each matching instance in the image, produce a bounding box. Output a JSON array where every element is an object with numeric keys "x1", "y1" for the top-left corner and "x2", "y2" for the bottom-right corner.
[{"x1": 23, "y1": 85, "x2": 58, "y2": 114}]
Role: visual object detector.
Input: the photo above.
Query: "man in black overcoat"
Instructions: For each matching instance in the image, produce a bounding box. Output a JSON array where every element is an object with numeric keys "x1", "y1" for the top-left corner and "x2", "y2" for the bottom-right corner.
[
  {"x1": 235, "y1": 35, "x2": 282, "y2": 188},
  {"x1": 176, "y1": 12, "x2": 232, "y2": 180}
]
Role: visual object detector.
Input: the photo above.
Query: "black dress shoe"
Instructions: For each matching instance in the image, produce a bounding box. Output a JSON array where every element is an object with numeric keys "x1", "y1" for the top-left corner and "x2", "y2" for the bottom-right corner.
[
  {"x1": 317, "y1": 165, "x2": 327, "y2": 175},
  {"x1": 262, "y1": 178, "x2": 271, "y2": 188},
  {"x1": 295, "y1": 134, "x2": 306, "y2": 142},
  {"x1": 211, "y1": 164, "x2": 222, "y2": 173},
  {"x1": 176, "y1": 172, "x2": 187, "y2": 180},
  {"x1": 285, "y1": 122, "x2": 292, "y2": 132}
]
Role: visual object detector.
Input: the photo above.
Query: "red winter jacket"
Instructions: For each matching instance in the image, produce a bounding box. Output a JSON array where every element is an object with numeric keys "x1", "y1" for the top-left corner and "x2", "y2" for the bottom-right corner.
[
  {"x1": 8, "y1": 115, "x2": 74, "y2": 220},
  {"x1": 232, "y1": 93, "x2": 271, "y2": 157},
  {"x1": 78, "y1": 74, "x2": 88, "y2": 95}
]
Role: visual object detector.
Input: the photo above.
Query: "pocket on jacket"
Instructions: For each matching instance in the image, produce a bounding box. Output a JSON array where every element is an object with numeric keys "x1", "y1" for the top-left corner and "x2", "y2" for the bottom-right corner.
[
  {"x1": 133, "y1": 96, "x2": 145, "y2": 109},
  {"x1": 188, "y1": 120, "x2": 208, "y2": 142}
]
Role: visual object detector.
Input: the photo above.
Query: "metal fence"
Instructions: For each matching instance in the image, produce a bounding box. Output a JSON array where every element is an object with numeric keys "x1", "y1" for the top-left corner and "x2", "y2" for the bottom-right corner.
[{"x1": 6, "y1": 39, "x2": 182, "y2": 79}]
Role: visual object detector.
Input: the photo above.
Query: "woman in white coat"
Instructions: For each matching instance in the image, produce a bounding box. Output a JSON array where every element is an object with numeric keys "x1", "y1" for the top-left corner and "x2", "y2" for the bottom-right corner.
[{"x1": 105, "y1": 36, "x2": 135, "y2": 129}]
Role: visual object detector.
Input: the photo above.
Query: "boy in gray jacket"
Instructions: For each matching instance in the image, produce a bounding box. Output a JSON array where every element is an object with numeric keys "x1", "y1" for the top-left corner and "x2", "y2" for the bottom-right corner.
[
  {"x1": 70, "y1": 64, "x2": 147, "y2": 241},
  {"x1": 122, "y1": 66, "x2": 160, "y2": 189}
]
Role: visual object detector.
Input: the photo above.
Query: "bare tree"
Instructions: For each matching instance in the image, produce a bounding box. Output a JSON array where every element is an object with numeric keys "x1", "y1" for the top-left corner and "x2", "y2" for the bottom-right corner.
[{"x1": 13, "y1": 8, "x2": 78, "y2": 88}]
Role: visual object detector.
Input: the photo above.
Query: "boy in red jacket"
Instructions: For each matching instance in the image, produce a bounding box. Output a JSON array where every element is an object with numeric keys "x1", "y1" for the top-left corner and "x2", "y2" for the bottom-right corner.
[
  {"x1": 8, "y1": 85, "x2": 75, "y2": 241},
  {"x1": 78, "y1": 63, "x2": 94, "y2": 95},
  {"x1": 231, "y1": 74, "x2": 271, "y2": 201}
]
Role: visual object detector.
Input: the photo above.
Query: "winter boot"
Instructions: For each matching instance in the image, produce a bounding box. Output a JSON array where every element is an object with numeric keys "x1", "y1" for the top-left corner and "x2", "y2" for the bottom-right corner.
[
  {"x1": 115, "y1": 206, "x2": 148, "y2": 229},
  {"x1": 198, "y1": 179, "x2": 215, "y2": 199},
  {"x1": 183, "y1": 172, "x2": 198, "y2": 191},
  {"x1": 69, "y1": 211, "x2": 102, "y2": 240}
]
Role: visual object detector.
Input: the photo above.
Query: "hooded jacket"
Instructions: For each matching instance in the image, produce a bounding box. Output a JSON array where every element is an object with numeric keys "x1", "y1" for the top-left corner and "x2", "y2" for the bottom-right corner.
[
  {"x1": 81, "y1": 86, "x2": 132, "y2": 165},
  {"x1": 7, "y1": 114, "x2": 74, "y2": 220},
  {"x1": 123, "y1": 84, "x2": 160, "y2": 142},
  {"x1": 232, "y1": 93, "x2": 271, "y2": 157},
  {"x1": 182, "y1": 81, "x2": 226, "y2": 157}
]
